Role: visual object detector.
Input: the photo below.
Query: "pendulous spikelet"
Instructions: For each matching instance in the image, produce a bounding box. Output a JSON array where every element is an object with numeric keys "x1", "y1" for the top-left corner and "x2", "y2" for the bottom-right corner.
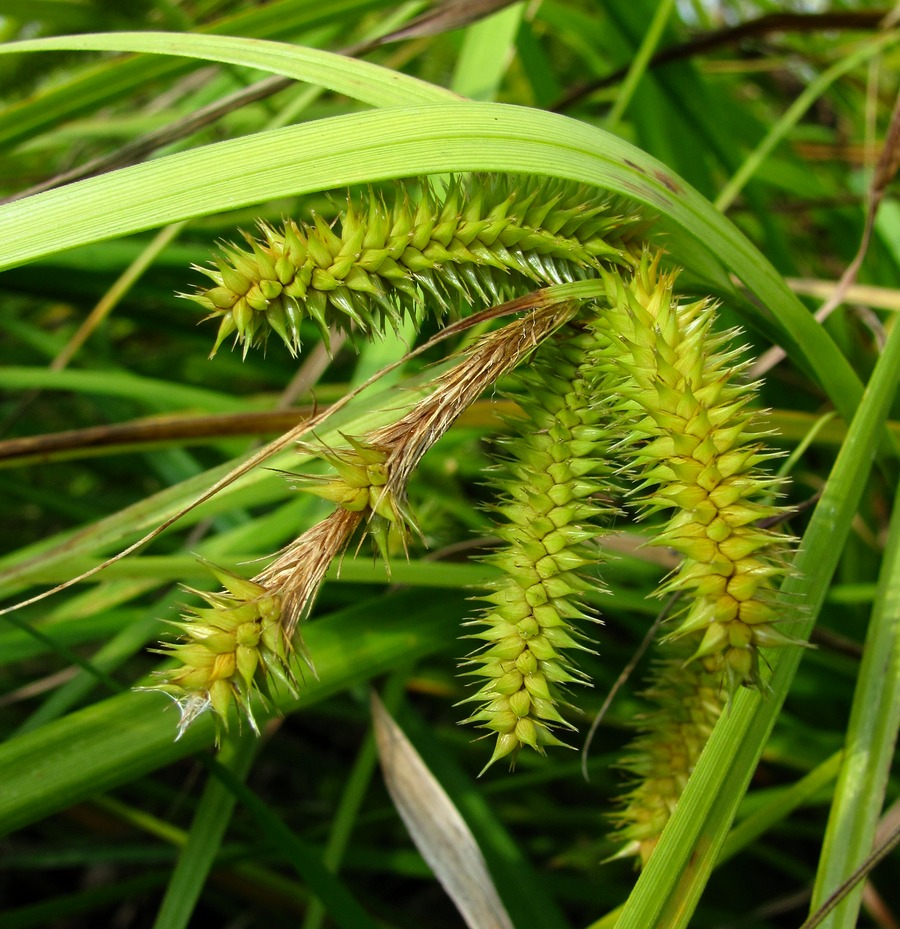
[
  {"x1": 593, "y1": 252, "x2": 797, "y2": 693},
  {"x1": 147, "y1": 303, "x2": 581, "y2": 739},
  {"x1": 461, "y1": 322, "x2": 627, "y2": 770},
  {"x1": 186, "y1": 174, "x2": 643, "y2": 356},
  {"x1": 609, "y1": 638, "x2": 724, "y2": 867},
  {"x1": 144, "y1": 562, "x2": 300, "y2": 738},
  {"x1": 154, "y1": 172, "x2": 798, "y2": 770},
  {"x1": 461, "y1": 250, "x2": 796, "y2": 767},
  {"x1": 287, "y1": 301, "x2": 581, "y2": 568}
]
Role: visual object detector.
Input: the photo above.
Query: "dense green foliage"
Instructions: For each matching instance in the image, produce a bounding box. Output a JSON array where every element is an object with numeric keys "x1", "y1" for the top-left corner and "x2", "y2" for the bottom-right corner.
[{"x1": 0, "y1": 3, "x2": 898, "y2": 929}]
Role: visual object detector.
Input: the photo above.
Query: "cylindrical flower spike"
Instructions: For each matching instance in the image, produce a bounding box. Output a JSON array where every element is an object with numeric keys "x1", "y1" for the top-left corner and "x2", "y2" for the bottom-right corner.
[
  {"x1": 593, "y1": 251, "x2": 796, "y2": 693},
  {"x1": 461, "y1": 325, "x2": 629, "y2": 771},
  {"x1": 142, "y1": 562, "x2": 300, "y2": 739},
  {"x1": 609, "y1": 639, "x2": 724, "y2": 867},
  {"x1": 187, "y1": 174, "x2": 644, "y2": 357},
  {"x1": 147, "y1": 509, "x2": 368, "y2": 738}
]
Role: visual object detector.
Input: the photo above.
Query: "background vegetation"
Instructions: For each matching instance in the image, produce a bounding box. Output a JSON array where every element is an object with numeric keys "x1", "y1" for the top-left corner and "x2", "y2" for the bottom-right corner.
[{"x1": 0, "y1": 2, "x2": 898, "y2": 927}]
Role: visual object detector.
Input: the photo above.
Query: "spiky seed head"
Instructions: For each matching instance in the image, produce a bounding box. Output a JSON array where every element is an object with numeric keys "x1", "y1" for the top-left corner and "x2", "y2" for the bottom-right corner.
[
  {"x1": 141, "y1": 563, "x2": 300, "y2": 740},
  {"x1": 609, "y1": 642, "x2": 724, "y2": 867},
  {"x1": 287, "y1": 438, "x2": 412, "y2": 566},
  {"x1": 593, "y1": 253, "x2": 796, "y2": 694},
  {"x1": 462, "y1": 322, "x2": 628, "y2": 770},
  {"x1": 188, "y1": 174, "x2": 644, "y2": 357}
]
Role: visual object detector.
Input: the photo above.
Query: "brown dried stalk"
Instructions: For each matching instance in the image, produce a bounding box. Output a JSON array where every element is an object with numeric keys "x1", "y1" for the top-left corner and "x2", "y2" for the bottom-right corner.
[
  {"x1": 257, "y1": 300, "x2": 580, "y2": 637},
  {"x1": 255, "y1": 507, "x2": 364, "y2": 640},
  {"x1": 374, "y1": 301, "x2": 581, "y2": 502}
]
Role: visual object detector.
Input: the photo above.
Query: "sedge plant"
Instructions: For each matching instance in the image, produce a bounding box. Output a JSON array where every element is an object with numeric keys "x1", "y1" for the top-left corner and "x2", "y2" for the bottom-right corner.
[
  {"x1": 0, "y1": 8, "x2": 897, "y2": 929},
  {"x1": 146, "y1": 174, "x2": 798, "y2": 864}
]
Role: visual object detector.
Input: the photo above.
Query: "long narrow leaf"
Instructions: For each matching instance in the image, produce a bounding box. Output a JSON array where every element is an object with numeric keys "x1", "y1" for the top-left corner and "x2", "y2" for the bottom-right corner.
[
  {"x1": 0, "y1": 101, "x2": 868, "y2": 424},
  {"x1": 152, "y1": 732, "x2": 259, "y2": 929},
  {"x1": 0, "y1": 32, "x2": 458, "y2": 108},
  {"x1": 0, "y1": 587, "x2": 466, "y2": 837},
  {"x1": 0, "y1": 0, "x2": 392, "y2": 148},
  {"x1": 809, "y1": 468, "x2": 900, "y2": 926}
]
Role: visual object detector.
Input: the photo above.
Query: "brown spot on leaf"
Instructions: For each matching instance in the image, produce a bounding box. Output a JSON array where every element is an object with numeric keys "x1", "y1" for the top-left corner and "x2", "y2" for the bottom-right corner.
[{"x1": 654, "y1": 169, "x2": 682, "y2": 194}]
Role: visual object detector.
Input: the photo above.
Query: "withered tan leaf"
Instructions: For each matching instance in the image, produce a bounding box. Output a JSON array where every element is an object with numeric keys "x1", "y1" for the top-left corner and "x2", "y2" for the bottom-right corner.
[{"x1": 371, "y1": 692, "x2": 515, "y2": 929}]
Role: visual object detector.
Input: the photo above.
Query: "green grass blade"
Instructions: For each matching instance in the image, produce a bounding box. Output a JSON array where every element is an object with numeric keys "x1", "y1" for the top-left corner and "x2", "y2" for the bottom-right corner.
[
  {"x1": 451, "y1": 2, "x2": 524, "y2": 100},
  {"x1": 93, "y1": 793, "x2": 313, "y2": 908},
  {"x1": 10, "y1": 552, "x2": 494, "y2": 590},
  {"x1": 15, "y1": 608, "x2": 167, "y2": 737},
  {"x1": 721, "y1": 752, "x2": 843, "y2": 863},
  {"x1": 0, "y1": 0, "x2": 127, "y2": 31},
  {"x1": 0, "y1": 102, "x2": 867, "y2": 423},
  {"x1": 0, "y1": 366, "x2": 245, "y2": 413},
  {"x1": 0, "y1": 457, "x2": 281, "y2": 597},
  {"x1": 208, "y1": 763, "x2": 378, "y2": 929},
  {"x1": 152, "y1": 732, "x2": 259, "y2": 929},
  {"x1": 809, "y1": 471, "x2": 900, "y2": 926},
  {"x1": 0, "y1": 381, "x2": 407, "y2": 598},
  {"x1": 0, "y1": 587, "x2": 465, "y2": 837},
  {"x1": 715, "y1": 31, "x2": 898, "y2": 213},
  {"x1": 603, "y1": 0, "x2": 675, "y2": 132},
  {"x1": 0, "y1": 31, "x2": 458, "y2": 108},
  {"x1": 585, "y1": 753, "x2": 842, "y2": 929},
  {"x1": 302, "y1": 671, "x2": 408, "y2": 929},
  {"x1": 0, "y1": 0, "x2": 392, "y2": 148},
  {"x1": 614, "y1": 296, "x2": 900, "y2": 929}
]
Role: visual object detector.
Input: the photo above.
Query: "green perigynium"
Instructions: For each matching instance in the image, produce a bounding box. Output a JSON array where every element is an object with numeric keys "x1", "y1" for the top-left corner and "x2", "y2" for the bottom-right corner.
[
  {"x1": 145, "y1": 563, "x2": 299, "y2": 737},
  {"x1": 609, "y1": 638, "x2": 724, "y2": 867},
  {"x1": 593, "y1": 252, "x2": 796, "y2": 692},
  {"x1": 287, "y1": 436, "x2": 411, "y2": 564},
  {"x1": 187, "y1": 174, "x2": 643, "y2": 356},
  {"x1": 291, "y1": 436, "x2": 395, "y2": 518},
  {"x1": 461, "y1": 325, "x2": 626, "y2": 770}
]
